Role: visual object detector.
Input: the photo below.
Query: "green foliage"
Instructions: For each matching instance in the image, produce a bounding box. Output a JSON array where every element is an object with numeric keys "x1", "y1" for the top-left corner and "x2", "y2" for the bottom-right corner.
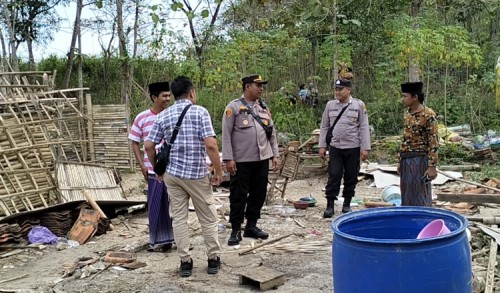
[
  {"x1": 438, "y1": 143, "x2": 475, "y2": 165},
  {"x1": 387, "y1": 16, "x2": 483, "y2": 69},
  {"x1": 16, "y1": 0, "x2": 500, "y2": 145},
  {"x1": 268, "y1": 92, "x2": 320, "y2": 142},
  {"x1": 318, "y1": 35, "x2": 352, "y2": 73}
]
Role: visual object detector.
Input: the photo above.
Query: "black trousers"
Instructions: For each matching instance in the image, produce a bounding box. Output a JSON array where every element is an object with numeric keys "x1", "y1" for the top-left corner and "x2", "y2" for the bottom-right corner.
[
  {"x1": 325, "y1": 147, "x2": 360, "y2": 200},
  {"x1": 229, "y1": 160, "x2": 269, "y2": 226}
]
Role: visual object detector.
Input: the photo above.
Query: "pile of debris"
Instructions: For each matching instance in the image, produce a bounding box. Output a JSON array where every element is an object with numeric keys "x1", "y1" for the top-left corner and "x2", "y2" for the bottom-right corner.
[{"x1": 437, "y1": 178, "x2": 500, "y2": 205}]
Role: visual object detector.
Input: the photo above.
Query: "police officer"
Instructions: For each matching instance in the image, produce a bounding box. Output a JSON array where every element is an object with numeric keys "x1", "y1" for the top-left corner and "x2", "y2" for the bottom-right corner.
[
  {"x1": 318, "y1": 78, "x2": 371, "y2": 217},
  {"x1": 222, "y1": 74, "x2": 280, "y2": 246}
]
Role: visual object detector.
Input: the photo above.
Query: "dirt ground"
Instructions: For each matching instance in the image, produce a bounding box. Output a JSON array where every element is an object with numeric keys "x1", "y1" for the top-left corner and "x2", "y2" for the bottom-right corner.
[
  {"x1": 0, "y1": 167, "x2": 478, "y2": 292},
  {"x1": 1, "y1": 168, "x2": 358, "y2": 293}
]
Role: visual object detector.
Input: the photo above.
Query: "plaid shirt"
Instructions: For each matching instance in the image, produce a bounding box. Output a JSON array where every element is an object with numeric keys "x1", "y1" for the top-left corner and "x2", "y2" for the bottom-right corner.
[{"x1": 146, "y1": 99, "x2": 216, "y2": 179}]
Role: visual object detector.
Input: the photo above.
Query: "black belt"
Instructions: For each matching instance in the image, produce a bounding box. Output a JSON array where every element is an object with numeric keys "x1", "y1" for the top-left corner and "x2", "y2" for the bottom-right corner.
[{"x1": 400, "y1": 151, "x2": 426, "y2": 159}]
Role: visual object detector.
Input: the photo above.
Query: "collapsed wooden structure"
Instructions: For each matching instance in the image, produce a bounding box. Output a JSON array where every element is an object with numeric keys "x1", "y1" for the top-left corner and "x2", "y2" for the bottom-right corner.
[{"x1": 0, "y1": 71, "x2": 133, "y2": 218}]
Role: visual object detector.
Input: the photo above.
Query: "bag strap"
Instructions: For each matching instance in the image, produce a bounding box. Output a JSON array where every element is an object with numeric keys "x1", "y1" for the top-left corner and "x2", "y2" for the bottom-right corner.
[
  {"x1": 327, "y1": 103, "x2": 350, "y2": 138},
  {"x1": 169, "y1": 104, "x2": 192, "y2": 144},
  {"x1": 239, "y1": 98, "x2": 269, "y2": 131}
]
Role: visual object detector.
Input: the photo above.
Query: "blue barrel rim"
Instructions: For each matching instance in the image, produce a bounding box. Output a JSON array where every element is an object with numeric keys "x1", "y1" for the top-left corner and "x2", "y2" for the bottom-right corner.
[{"x1": 331, "y1": 206, "x2": 468, "y2": 244}]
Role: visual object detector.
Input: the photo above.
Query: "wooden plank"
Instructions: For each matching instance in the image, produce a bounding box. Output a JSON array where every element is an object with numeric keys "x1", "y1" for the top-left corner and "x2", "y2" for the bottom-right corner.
[
  {"x1": 239, "y1": 266, "x2": 285, "y2": 291},
  {"x1": 67, "y1": 208, "x2": 100, "y2": 244},
  {"x1": 437, "y1": 193, "x2": 500, "y2": 203}
]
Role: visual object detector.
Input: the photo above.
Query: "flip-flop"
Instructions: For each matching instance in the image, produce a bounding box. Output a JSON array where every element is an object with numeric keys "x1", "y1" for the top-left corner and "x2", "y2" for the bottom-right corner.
[{"x1": 147, "y1": 243, "x2": 172, "y2": 252}]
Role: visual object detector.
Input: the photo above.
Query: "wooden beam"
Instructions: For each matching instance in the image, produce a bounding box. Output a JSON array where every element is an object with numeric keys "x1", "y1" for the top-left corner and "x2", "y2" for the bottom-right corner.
[{"x1": 437, "y1": 193, "x2": 500, "y2": 203}]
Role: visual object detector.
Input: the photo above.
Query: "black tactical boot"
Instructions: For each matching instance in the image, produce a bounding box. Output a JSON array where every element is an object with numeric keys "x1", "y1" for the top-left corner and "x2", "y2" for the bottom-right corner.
[
  {"x1": 228, "y1": 230, "x2": 242, "y2": 246},
  {"x1": 243, "y1": 219, "x2": 269, "y2": 239},
  {"x1": 227, "y1": 224, "x2": 242, "y2": 246},
  {"x1": 323, "y1": 198, "x2": 335, "y2": 218},
  {"x1": 342, "y1": 197, "x2": 352, "y2": 213}
]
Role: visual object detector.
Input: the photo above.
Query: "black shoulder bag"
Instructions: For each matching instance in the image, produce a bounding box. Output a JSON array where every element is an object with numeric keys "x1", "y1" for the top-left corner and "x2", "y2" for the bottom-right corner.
[
  {"x1": 325, "y1": 103, "x2": 350, "y2": 146},
  {"x1": 154, "y1": 104, "x2": 192, "y2": 176},
  {"x1": 239, "y1": 98, "x2": 273, "y2": 139}
]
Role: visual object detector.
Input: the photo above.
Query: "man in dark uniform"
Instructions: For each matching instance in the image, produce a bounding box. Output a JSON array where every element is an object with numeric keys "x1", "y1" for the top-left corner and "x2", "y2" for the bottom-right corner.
[
  {"x1": 319, "y1": 78, "x2": 371, "y2": 217},
  {"x1": 222, "y1": 75, "x2": 280, "y2": 246}
]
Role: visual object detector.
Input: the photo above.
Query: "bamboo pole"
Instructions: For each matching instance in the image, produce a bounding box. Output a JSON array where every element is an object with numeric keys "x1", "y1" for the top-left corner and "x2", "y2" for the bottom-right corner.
[
  {"x1": 0, "y1": 97, "x2": 77, "y2": 105},
  {"x1": 239, "y1": 233, "x2": 295, "y2": 255},
  {"x1": 437, "y1": 170, "x2": 500, "y2": 193},
  {"x1": 82, "y1": 189, "x2": 114, "y2": 230},
  {"x1": 0, "y1": 84, "x2": 48, "y2": 88},
  {"x1": 0, "y1": 140, "x2": 89, "y2": 154},
  {"x1": 34, "y1": 88, "x2": 90, "y2": 96},
  {"x1": 0, "y1": 71, "x2": 52, "y2": 75},
  {"x1": 86, "y1": 94, "x2": 95, "y2": 161},
  {"x1": 0, "y1": 187, "x2": 54, "y2": 199}
]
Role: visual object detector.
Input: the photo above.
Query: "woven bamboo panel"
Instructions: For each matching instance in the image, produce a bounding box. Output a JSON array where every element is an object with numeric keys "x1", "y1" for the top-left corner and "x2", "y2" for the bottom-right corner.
[
  {"x1": 91, "y1": 104, "x2": 133, "y2": 170},
  {"x1": 56, "y1": 163, "x2": 125, "y2": 202},
  {"x1": 0, "y1": 72, "x2": 89, "y2": 218}
]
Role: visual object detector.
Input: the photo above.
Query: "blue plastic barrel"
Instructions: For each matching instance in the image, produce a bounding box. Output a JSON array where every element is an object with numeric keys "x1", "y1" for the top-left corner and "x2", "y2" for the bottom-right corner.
[{"x1": 331, "y1": 207, "x2": 472, "y2": 293}]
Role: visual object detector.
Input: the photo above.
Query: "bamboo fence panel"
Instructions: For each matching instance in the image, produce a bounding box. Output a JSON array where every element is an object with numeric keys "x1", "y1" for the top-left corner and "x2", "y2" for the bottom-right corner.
[
  {"x1": 0, "y1": 71, "x2": 134, "y2": 218},
  {"x1": 0, "y1": 72, "x2": 92, "y2": 218},
  {"x1": 56, "y1": 162, "x2": 125, "y2": 202},
  {"x1": 91, "y1": 104, "x2": 134, "y2": 170}
]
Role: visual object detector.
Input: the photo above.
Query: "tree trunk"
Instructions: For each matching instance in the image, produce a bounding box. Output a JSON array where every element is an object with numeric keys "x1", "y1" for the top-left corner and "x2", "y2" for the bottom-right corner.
[
  {"x1": 2, "y1": 2, "x2": 19, "y2": 72},
  {"x1": 0, "y1": 27, "x2": 7, "y2": 72},
  {"x1": 178, "y1": 0, "x2": 222, "y2": 86},
  {"x1": 129, "y1": 0, "x2": 139, "y2": 95},
  {"x1": 26, "y1": 36, "x2": 36, "y2": 71},
  {"x1": 117, "y1": 0, "x2": 129, "y2": 104},
  {"x1": 311, "y1": 36, "x2": 318, "y2": 76},
  {"x1": 408, "y1": 0, "x2": 422, "y2": 82},
  {"x1": 63, "y1": 0, "x2": 83, "y2": 89},
  {"x1": 332, "y1": 0, "x2": 338, "y2": 80},
  {"x1": 100, "y1": 23, "x2": 115, "y2": 101}
]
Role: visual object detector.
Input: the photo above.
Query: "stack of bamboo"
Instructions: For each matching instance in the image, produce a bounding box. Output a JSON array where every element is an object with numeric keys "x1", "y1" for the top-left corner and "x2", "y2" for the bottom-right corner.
[{"x1": 91, "y1": 104, "x2": 133, "y2": 170}]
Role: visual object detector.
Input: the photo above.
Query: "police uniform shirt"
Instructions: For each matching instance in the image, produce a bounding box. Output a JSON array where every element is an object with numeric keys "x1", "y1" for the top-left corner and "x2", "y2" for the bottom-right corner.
[
  {"x1": 319, "y1": 96, "x2": 371, "y2": 150},
  {"x1": 222, "y1": 97, "x2": 279, "y2": 162}
]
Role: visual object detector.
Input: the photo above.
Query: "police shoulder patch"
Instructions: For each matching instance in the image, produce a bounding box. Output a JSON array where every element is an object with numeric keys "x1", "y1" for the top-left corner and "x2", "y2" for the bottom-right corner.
[{"x1": 225, "y1": 108, "x2": 233, "y2": 117}]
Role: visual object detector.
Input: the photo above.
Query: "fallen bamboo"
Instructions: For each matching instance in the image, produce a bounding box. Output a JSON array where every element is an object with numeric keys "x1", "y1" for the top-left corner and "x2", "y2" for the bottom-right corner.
[
  {"x1": 294, "y1": 219, "x2": 306, "y2": 228},
  {"x1": 0, "y1": 71, "x2": 52, "y2": 75},
  {"x1": 0, "y1": 274, "x2": 29, "y2": 284},
  {"x1": 364, "y1": 201, "x2": 395, "y2": 208},
  {"x1": 467, "y1": 216, "x2": 500, "y2": 225},
  {"x1": 485, "y1": 224, "x2": 498, "y2": 293},
  {"x1": 0, "y1": 84, "x2": 48, "y2": 88},
  {"x1": 439, "y1": 164, "x2": 482, "y2": 172},
  {"x1": 239, "y1": 233, "x2": 295, "y2": 255},
  {"x1": 82, "y1": 189, "x2": 114, "y2": 230},
  {"x1": 437, "y1": 170, "x2": 500, "y2": 193}
]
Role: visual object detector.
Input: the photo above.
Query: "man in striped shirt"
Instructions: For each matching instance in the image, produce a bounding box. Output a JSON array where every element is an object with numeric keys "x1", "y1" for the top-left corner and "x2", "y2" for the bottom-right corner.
[{"x1": 128, "y1": 81, "x2": 174, "y2": 252}]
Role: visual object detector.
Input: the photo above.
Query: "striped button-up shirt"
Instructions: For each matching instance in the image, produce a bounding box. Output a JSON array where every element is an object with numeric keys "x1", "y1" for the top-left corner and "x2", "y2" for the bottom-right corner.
[
  {"x1": 128, "y1": 109, "x2": 163, "y2": 174},
  {"x1": 146, "y1": 99, "x2": 216, "y2": 180}
]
